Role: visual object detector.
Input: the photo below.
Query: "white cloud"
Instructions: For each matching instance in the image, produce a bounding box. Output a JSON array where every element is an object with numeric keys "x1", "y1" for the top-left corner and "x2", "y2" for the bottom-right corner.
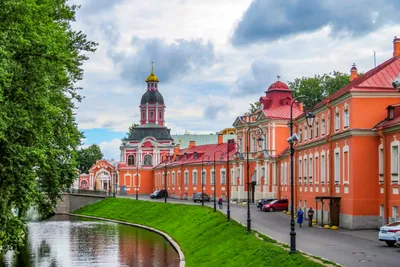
[{"x1": 98, "y1": 139, "x2": 122, "y2": 160}]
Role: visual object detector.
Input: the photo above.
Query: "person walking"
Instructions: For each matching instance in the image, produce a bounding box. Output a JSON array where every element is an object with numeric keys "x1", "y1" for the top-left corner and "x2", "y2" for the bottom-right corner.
[
  {"x1": 296, "y1": 207, "x2": 304, "y2": 227},
  {"x1": 218, "y1": 197, "x2": 223, "y2": 210},
  {"x1": 308, "y1": 207, "x2": 314, "y2": 227}
]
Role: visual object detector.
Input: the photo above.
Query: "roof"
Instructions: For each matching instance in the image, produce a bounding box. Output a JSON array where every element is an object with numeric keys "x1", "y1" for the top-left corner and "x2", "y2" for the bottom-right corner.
[
  {"x1": 262, "y1": 104, "x2": 303, "y2": 120},
  {"x1": 313, "y1": 56, "x2": 400, "y2": 110},
  {"x1": 154, "y1": 142, "x2": 239, "y2": 168},
  {"x1": 127, "y1": 124, "x2": 173, "y2": 141},
  {"x1": 171, "y1": 134, "x2": 237, "y2": 149},
  {"x1": 266, "y1": 81, "x2": 291, "y2": 92},
  {"x1": 140, "y1": 90, "x2": 164, "y2": 105}
]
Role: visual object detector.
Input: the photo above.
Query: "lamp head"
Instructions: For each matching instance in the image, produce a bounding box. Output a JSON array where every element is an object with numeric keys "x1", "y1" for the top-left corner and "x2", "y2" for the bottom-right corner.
[
  {"x1": 306, "y1": 112, "x2": 315, "y2": 128},
  {"x1": 287, "y1": 133, "x2": 299, "y2": 144},
  {"x1": 392, "y1": 74, "x2": 400, "y2": 92},
  {"x1": 257, "y1": 137, "x2": 264, "y2": 148}
]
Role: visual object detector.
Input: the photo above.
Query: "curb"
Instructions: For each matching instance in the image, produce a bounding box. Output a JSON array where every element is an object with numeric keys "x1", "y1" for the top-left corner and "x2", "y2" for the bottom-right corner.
[{"x1": 63, "y1": 213, "x2": 185, "y2": 267}]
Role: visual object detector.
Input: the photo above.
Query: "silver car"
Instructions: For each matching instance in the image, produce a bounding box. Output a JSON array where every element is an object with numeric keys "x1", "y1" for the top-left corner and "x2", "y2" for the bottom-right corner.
[{"x1": 379, "y1": 221, "x2": 400, "y2": 247}]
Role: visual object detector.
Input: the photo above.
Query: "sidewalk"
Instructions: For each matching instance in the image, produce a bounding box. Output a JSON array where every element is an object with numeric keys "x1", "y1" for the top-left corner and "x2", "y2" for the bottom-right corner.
[{"x1": 119, "y1": 195, "x2": 398, "y2": 267}]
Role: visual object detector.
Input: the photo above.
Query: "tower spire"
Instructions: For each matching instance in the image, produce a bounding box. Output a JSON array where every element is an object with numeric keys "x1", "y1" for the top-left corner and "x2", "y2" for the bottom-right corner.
[{"x1": 151, "y1": 61, "x2": 154, "y2": 74}]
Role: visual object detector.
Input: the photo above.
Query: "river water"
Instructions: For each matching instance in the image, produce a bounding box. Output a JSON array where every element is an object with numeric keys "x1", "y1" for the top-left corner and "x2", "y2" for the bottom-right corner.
[{"x1": 1, "y1": 215, "x2": 179, "y2": 267}]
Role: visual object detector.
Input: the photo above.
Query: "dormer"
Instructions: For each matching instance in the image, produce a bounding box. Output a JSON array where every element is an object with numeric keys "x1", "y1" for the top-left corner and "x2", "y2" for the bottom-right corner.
[
  {"x1": 280, "y1": 96, "x2": 292, "y2": 106},
  {"x1": 387, "y1": 104, "x2": 400, "y2": 120},
  {"x1": 193, "y1": 152, "x2": 198, "y2": 159},
  {"x1": 184, "y1": 153, "x2": 188, "y2": 160}
]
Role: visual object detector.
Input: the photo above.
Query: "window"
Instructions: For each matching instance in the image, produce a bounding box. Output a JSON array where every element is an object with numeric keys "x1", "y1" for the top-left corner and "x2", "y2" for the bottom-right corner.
[
  {"x1": 221, "y1": 170, "x2": 226, "y2": 185},
  {"x1": 309, "y1": 158, "x2": 313, "y2": 183},
  {"x1": 193, "y1": 171, "x2": 197, "y2": 185},
  {"x1": 155, "y1": 83, "x2": 158, "y2": 89},
  {"x1": 184, "y1": 172, "x2": 188, "y2": 185},
  {"x1": 211, "y1": 171, "x2": 215, "y2": 185},
  {"x1": 299, "y1": 159, "x2": 302, "y2": 179},
  {"x1": 379, "y1": 147, "x2": 384, "y2": 182},
  {"x1": 184, "y1": 153, "x2": 188, "y2": 159},
  {"x1": 335, "y1": 111, "x2": 340, "y2": 130},
  {"x1": 142, "y1": 111, "x2": 145, "y2": 119},
  {"x1": 309, "y1": 127, "x2": 313, "y2": 140},
  {"x1": 304, "y1": 127, "x2": 308, "y2": 142},
  {"x1": 162, "y1": 173, "x2": 165, "y2": 185},
  {"x1": 261, "y1": 167, "x2": 265, "y2": 177},
  {"x1": 159, "y1": 110, "x2": 162, "y2": 119},
  {"x1": 304, "y1": 158, "x2": 307, "y2": 181},
  {"x1": 202, "y1": 170, "x2": 206, "y2": 185},
  {"x1": 334, "y1": 152, "x2": 340, "y2": 184},
  {"x1": 238, "y1": 138, "x2": 242, "y2": 153},
  {"x1": 127, "y1": 155, "x2": 135, "y2": 166},
  {"x1": 344, "y1": 109, "x2": 349, "y2": 127},
  {"x1": 252, "y1": 137, "x2": 256, "y2": 152},
  {"x1": 172, "y1": 172, "x2": 176, "y2": 185},
  {"x1": 299, "y1": 129, "x2": 303, "y2": 142},
  {"x1": 315, "y1": 121, "x2": 319, "y2": 137},
  {"x1": 194, "y1": 152, "x2": 198, "y2": 159},
  {"x1": 391, "y1": 145, "x2": 399, "y2": 182},
  {"x1": 144, "y1": 154, "x2": 152, "y2": 166},
  {"x1": 322, "y1": 119, "x2": 326, "y2": 135},
  {"x1": 321, "y1": 155, "x2": 326, "y2": 184},
  {"x1": 390, "y1": 109, "x2": 394, "y2": 119},
  {"x1": 393, "y1": 206, "x2": 399, "y2": 221},
  {"x1": 150, "y1": 110, "x2": 154, "y2": 119}
]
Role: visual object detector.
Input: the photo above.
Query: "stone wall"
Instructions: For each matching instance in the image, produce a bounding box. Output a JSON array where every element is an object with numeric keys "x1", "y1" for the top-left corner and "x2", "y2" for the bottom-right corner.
[
  {"x1": 55, "y1": 193, "x2": 106, "y2": 214},
  {"x1": 340, "y1": 214, "x2": 380, "y2": 229}
]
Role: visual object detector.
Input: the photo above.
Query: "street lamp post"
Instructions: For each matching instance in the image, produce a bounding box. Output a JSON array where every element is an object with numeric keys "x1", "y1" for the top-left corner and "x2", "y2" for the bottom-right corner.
[
  {"x1": 288, "y1": 96, "x2": 315, "y2": 254},
  {"x1": 213, "y1": 150, "x2": 224, "y2": 212},
  {"x1": 135, "y1": 161, "x2": 142, "y2": 200},
  {"x1": 163, "y1": 154, "x2": 170, "y2": 203},
  {"x1": 201, "y1": 155, "x2": 211, "y2": 206},
  {"x1": 243, "y1": 126, "x2": 265, "y2": 232},
  {"x1": 226, "y1": 142, "x2": 240, "y2": 221}
]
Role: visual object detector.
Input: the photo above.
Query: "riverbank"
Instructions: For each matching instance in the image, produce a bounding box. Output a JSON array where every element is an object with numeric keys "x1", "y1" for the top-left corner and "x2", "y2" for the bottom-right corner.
[{"x1": 74, "y1": 198, "x2": 325, "y2": 267}]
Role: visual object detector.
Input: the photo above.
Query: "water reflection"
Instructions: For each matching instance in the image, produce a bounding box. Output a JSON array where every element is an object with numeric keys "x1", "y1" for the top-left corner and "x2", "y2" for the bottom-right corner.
[{"x1": 2, "y1": 215, "x2": 179, "y2": 267}]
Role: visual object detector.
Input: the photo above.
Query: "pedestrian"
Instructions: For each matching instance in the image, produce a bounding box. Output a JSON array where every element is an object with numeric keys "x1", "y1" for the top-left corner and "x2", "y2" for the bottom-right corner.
[
  {"x1": 218, "y1": 197, "x2": 223, "y2": 210},
  {"x1": 297, "y1": 207, "x2": 304, "y2": 227},
  {"x1": 308, "y1": 207, "x2": 314, "y2": 227}
]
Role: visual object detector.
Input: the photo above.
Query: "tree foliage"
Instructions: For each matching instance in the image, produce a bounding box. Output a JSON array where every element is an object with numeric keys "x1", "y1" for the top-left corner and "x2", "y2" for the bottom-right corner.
[
  {"x1": 0, "y1": 0, "x2": 96, "y2": 251},
  {"x1": 77, "y1": 144, "x2": 103, "y2": 174},
  {"x1": 249, "y1": 101, "x2": 261, "y2": 113},
  {"x1": 288, "y1": 71, "x2": 350, "y2": 110},
  {"x1": 122, "y1": 123, "x2": 139, "y2": 141}
]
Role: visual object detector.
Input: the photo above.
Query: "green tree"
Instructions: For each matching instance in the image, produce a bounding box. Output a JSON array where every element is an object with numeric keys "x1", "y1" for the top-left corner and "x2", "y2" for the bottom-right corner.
[
  {"x1": 122, "y1": 123, "x2": 139, "y2": 141},
  {"x1": 77, "y1": 144, "x2": 104, "y2": 174},
  {"x1": 288, "y1": 71, "x2": 350, "y2": 110},
  {"x1": 0, "y1": 0, "x2": 96, "y2": 251},
  {"x1": 249, "y1": 101, "x2": 261, "y2": 113}
]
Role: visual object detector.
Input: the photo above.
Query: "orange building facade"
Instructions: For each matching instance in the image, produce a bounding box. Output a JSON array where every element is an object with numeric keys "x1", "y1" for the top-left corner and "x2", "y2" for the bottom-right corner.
[{"x1": 81, "y1": 38, "x2": 400, "y2": 229}]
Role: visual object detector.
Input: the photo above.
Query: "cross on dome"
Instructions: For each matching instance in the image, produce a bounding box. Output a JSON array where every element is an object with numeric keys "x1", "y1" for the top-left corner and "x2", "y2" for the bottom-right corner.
[{"x1": 146, "y1": 61, "x2": 159, "y2": 82}]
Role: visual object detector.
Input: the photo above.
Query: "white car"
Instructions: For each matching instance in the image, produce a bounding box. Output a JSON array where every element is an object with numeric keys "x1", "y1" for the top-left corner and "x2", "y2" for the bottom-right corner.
[
  {"x1": 395, "y1": 231, "x2": 400, "y2": 246},
  {"x1": 379, "y1": 221, "x2": 400, "y2": 247}
]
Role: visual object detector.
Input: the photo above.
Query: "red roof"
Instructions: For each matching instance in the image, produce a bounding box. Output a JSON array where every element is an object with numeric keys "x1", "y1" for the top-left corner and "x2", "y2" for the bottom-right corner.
[
  {"x1": 267, "y1": 81, "x2": 291, "y2": 92},
  {"x1": 262, "y1": 104, "x2": 303, "y2": 120},
  {"x1": 155, "y1": 142, "x2": 239, "y2": 168},
  {"x1": 313, "y1": 56, "x2": 400, "y2": 110}
]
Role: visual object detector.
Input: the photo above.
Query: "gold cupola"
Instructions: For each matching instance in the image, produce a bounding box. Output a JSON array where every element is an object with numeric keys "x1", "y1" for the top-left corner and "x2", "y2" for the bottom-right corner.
[{"x1": 146, "y1": 61, "x2": 159, "y2": 82}]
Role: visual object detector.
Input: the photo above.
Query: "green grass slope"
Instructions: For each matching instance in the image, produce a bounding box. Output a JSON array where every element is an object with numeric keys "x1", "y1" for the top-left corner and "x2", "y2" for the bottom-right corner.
[{"x1": 74, "y1": 198, "x2": 323, "y2": 267}]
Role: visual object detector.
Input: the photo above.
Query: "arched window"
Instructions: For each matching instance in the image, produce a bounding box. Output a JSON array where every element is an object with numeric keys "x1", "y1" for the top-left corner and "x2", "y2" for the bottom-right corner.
[
  {"x1": 144, "y1": 154, "x2": 152, "y2": 166},
  {"x1": 81, "y1": 180, "x2": 88, "y2": 189},
  {"x1": 128, "y1": 155, "x2": 135, "y2": 166}
]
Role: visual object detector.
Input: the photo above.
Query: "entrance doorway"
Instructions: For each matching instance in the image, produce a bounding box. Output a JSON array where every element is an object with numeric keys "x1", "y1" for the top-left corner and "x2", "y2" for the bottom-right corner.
[{"x1": 315, "y1": 196, "x2": 341, "y2": 226}]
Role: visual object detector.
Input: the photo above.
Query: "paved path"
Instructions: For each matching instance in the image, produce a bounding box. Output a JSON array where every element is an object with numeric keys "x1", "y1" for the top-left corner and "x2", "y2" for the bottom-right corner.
[{"x1": 120, "y1": 195, "x2": 399, "y2": 267}]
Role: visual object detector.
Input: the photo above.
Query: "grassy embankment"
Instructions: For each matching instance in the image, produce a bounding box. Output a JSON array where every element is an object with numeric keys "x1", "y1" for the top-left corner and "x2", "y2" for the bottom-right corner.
[{"x1": 74, "y1": 198, "x2": 325, "y2": 267}]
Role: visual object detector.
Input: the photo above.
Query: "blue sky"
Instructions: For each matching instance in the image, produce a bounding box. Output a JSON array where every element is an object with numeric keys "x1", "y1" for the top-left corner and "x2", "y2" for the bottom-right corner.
[{"x1": 72, "y1": 0, "x2": 400, "y2": 159}]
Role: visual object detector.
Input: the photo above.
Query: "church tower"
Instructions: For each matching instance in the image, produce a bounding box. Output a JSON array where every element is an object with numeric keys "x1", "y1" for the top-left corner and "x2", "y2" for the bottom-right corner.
[{"x1": 140, "y1": 62, "x2": 165, "y2": 126}]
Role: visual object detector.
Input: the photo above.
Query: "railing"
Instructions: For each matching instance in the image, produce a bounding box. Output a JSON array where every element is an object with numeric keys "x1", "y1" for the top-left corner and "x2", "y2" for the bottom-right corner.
[{"x1": 63, "y1": 188, "x2": 108, "y2": 196}]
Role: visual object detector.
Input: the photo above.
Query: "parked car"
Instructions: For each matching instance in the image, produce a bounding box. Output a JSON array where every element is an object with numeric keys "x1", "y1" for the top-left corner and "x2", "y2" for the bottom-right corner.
[
  {"x1": 257, "y1": 198, "x2": 276, "y2": 210},
  {"x1": 379, "y1": 221, "x2": 400, "y2": 247},
  {"x1": 150, "y1": 190, "x2": 168, "y2": 199},
  {"x1": 262, "y1": 199, "x2": 289, "y2": 212},
  {"x1": 193, "y1": 192, "x2": 210, "y2": 203}
]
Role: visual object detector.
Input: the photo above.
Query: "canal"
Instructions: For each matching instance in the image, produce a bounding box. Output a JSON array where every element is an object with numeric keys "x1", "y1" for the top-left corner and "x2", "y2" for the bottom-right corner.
[{"x1": 1, "y1": 215, "x2": 180, "y2": 267}]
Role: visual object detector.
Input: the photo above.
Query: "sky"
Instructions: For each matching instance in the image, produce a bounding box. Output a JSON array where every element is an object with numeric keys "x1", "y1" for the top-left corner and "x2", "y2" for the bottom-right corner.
[{"x1": 71, "y1": 0, "x2": 400, "y2": 160}]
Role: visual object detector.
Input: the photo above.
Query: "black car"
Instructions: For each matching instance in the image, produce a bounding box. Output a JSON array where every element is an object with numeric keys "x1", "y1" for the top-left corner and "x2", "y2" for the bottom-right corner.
[
  {"x1": 193, "y1": 192, "x2": 210, "y2": 203},
  {"x1": 257, "y1": 198, "x2": 276, "y2": 209},
  {"x1": 150, "y1": 190, "x2": 168, "y2": 199}
]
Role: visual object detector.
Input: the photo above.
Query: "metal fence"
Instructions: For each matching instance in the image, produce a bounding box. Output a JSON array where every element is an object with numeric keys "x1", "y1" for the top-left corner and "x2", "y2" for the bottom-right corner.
[{"x1": 64, "y1": 188, "x2": 108, "y2": 196}]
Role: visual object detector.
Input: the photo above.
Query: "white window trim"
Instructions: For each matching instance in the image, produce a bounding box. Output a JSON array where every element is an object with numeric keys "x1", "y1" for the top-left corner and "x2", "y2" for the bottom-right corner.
[
  {"x1": 220, "y1": 168, "x2": 226, "y2": 185},
  {"x1": 202, "y1": 169, "x2": 207, "y2": 185},
  {"x1": 322, "y1": 119, "x2": 326, "y2": 135},
  {"x1": 343, "y1": 145, "x2": 350, "y2": 185},
  {"x1": 124, "y1": 174, "x2": 132, "y2": 187},
  {"x1": 192, "y1": 169, "x2": 198, "y2": 185},
  {"x1": 334, "y1": 147, "x2": 340, "y2": 184},
  {"x1": 391, "y1": 140, "x2": 400, "y2": 184},
  {"x1": 335, "y1": 107, "x2": 340, "y2": 131},
  {"x1": 379, "y1": 144, "x2": 384, "y2": 183},
  {"x1": 172, "y1": 171, "x2": 176, "y2": 185},
  {"x1": 184, "y1": 171, "x2": 189, "y2": 185},
  {"x1": 314, "y1": 152, "x2": 319, "y2": 184},
  {"x1": 343, "y1": 108, "x2": 350, "y2": 128},
  {"x1": 321, "y1": 150, "x2": 326, "y2": 184},
  {"x1": 210, "y1": 169, "x2": 215, "y2": 185}
]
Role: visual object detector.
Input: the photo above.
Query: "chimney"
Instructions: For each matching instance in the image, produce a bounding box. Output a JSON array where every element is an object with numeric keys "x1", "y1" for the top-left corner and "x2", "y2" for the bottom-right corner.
[
  {"x1": 218, "y1": 134, "x2": 223, "y2": 144},
  {"x1": 298, "y1": 102, "x2": 304, "y2": 111},
  {"x1": 394, "y1": 36, "x2": 400, "y2": 57},
  {"x1": 174, "y1": 144, "x2": 180, "y2": 155},
  {"x1": 227, "y1": 139, "x2": 235, "y2": 152},
  {"x1": 350, "y1": 63, "x2": 358, "y2": 82},
  {"x1": 189, "y1": 140, "x2": 196, "y2": 149}
]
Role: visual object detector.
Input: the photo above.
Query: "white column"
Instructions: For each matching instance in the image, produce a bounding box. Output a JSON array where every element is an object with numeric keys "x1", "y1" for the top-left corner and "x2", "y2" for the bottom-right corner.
[
  {"x1": 146, "y1": 103, "x2": 149, "y2": 124},
  {"x1": 89, "y1": 174, "x2": 94, "y2": 190},
  {"x1": 155, "y1": 103, "x2": 159, "y2": 124}
]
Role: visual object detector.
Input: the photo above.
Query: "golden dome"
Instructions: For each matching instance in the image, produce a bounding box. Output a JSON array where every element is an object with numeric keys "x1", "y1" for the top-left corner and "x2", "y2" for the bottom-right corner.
[{"x1": 146, "y1": 62, "x2": 159, "y2": 82}]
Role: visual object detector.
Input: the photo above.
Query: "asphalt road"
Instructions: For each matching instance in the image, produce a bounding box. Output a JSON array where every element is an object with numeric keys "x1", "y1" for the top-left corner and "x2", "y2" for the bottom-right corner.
[{"x1": 121, "y1": 195, "x2": 400, "y2": 267}]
